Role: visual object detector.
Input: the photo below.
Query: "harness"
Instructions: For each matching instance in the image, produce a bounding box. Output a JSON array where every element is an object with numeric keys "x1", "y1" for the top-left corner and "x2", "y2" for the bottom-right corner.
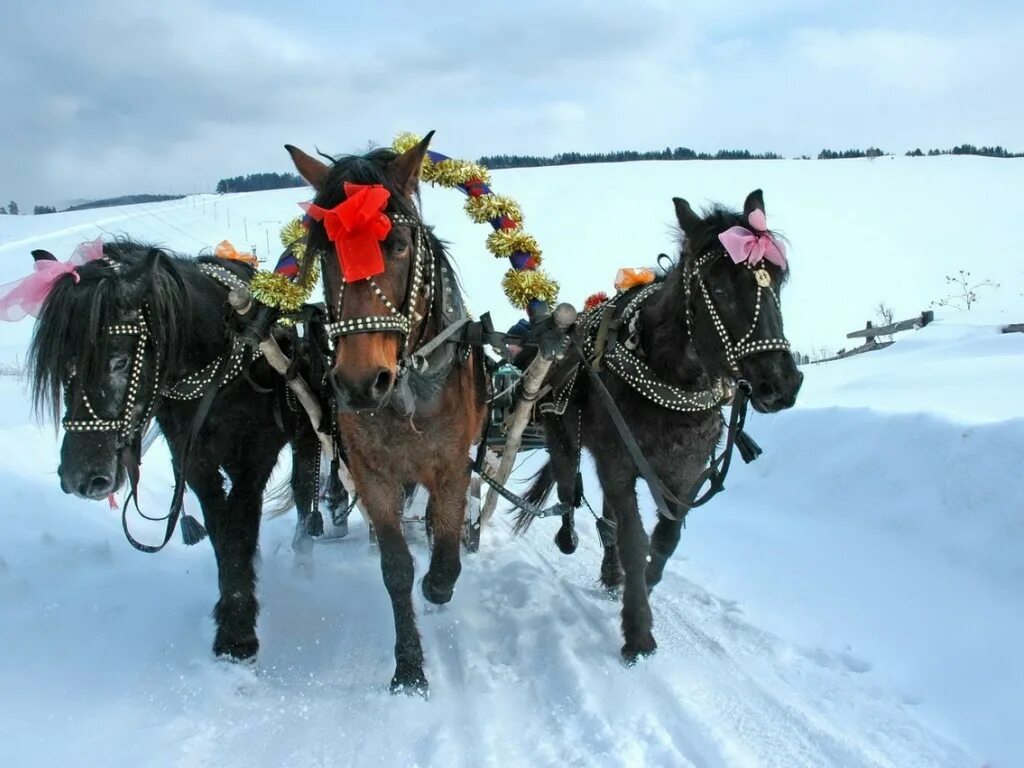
[
  {"x1": 522, "y1": 245, "x2": 787, "y2": 524},
  {"x1": 323, "y1": 213, "x2": 431, "y2": 354},
  {"x1": 319, "y1": 210, "x2": 470, "y2": 412},
  {"x1": 685, "y1": 248, "x2": 791, "y2": 373},
  {"x1": 62, "y1": 262, "x2": 263, "y2": 552}
]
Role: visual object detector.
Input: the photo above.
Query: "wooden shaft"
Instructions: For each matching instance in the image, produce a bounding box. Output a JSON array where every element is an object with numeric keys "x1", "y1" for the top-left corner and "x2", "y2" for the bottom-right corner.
[
  {"x1": 478, "y1": 354, "x2": 554, "y2": 527},
  {"x1": 479, "y1": 302, "x2": 577, "y2": 528},
  {"x1": 227, "y1": 287, "x2": 334, "y2": 459}
]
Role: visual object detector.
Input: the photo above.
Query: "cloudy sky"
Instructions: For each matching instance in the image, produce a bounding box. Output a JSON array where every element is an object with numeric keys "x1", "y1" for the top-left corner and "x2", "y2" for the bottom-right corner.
[{"x1": 2, "y1": 0, "x2": 1021, "y2": 208}]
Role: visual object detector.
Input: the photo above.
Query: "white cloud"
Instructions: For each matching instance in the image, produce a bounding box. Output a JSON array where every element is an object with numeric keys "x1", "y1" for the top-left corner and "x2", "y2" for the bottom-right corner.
[{"x1": 1, "y1": 0, "x2": 1021, "y2": 208}]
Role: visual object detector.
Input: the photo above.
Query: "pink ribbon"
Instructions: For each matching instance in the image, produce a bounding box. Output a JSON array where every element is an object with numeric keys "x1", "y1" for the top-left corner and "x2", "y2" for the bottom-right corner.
[
  {"x1": 0, "y1": 237, "x2": 104, "y2": 322},
  {"x1": 717, "y1": 209, "x2": 787, "y2": 269}
]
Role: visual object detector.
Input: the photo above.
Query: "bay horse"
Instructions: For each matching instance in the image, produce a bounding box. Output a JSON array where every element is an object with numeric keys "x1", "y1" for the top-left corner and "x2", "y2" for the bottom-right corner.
[
  {"x1": 28, "y1": 240, "x2": 334, "y2": 660},
  {"x1": 520, "y1": 190, "x2": 802, "y2": 662},
  {"x1": 285, "y1": 134, "x2": 486, "y2": 694}
]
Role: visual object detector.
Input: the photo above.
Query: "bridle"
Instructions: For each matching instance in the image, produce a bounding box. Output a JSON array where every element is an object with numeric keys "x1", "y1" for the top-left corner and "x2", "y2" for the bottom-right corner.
[
  {"x1": 62, "y1": 310, "x2": 159, "y2": 451},
  {"x1": 322, "y1": 210, "x2": 434, "y2": 363},
  {"x1": 60, "y1": 262, "x2": 254, "y2": 449},
  {"x1": 684, "y1": 247, "x2": 791, "y2": 377},
  {"x1": 58, "y1": 259, "x2": 262, "y2": 553}
]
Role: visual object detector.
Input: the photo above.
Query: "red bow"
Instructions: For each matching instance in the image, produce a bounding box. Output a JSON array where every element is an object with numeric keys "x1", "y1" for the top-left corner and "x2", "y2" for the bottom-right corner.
[{"x1": 306, "y1": 183, "x2": 392, "y2": 282}]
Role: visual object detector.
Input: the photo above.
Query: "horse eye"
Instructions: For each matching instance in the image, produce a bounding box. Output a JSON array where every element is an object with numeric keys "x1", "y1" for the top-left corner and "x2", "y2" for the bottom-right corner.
[
  {"x1": 109, "y1": 357, "x2": 130, "y2": 373},
  {"x1": 711, "y1": 286, "x2": 727, "y2": 298}
]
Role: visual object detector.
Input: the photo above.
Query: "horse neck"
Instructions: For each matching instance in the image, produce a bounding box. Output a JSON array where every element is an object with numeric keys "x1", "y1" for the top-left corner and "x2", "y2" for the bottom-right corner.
[{"x1": 638, "y1": 272, "x2": 707, "y2": 389}]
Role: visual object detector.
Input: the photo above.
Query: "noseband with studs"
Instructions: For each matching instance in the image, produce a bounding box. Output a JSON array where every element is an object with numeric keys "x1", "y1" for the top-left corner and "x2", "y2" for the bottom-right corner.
[
  {"x1": 62, "y1": 311, "x2": 158, "y2": 448},
  {"x1": 323, "y1": 211, "x2": 434, "y2": 362},
  {"x1": 61, "y1": 263, "x2": 258, "y2": 448},
  {"x1": 685, "y1": 247, "x2": 791, "y2": 376}
]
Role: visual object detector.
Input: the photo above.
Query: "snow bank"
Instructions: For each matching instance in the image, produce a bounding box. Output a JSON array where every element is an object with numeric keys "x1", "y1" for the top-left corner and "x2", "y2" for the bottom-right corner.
[{"x1": 1, "y1": 157, "x2": 1021, "y2": 766}]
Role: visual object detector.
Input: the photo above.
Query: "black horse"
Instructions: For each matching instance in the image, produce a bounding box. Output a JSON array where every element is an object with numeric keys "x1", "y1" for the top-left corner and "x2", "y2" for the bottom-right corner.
[
  {"x1": 521, "y1": 190, "x2": 803, "y2": 662},
  {"x1": 28, "y1": 240, "x2": 335, "y2": 660}
]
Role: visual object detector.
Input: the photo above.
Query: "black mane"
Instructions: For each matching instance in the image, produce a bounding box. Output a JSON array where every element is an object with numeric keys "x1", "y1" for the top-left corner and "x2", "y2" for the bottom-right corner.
[{"x1": 28, "y1": 240, "x2": 205, "y2": 422}]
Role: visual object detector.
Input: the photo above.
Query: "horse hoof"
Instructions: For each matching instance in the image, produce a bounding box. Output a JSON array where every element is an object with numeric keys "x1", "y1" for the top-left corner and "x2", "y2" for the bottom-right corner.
[
  {"x1": 421, "y1": 575, "x2": 454, "y2": 605},
  {"x1": 390, "y1": 668, "x2": 429, "y2": 697},
  {"x1": 214, "y1": 634, "x2": 259, "y2": 661},
  {"x1": 600, "y1": 569, "x2": 624, "y2": 591},
  {"x1": 621, "y1": 636, "x2": 657, "y2": 666},
  {"x1": 554, "y1": 526, "x2": 578, "y2": 555}
]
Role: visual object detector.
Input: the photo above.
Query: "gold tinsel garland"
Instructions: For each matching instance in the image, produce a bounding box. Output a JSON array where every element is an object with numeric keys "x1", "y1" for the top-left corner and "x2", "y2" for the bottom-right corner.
[
  {"x1": 248, "y1": 216, "x2": 320, "y2": 313},
  {"x1": 502, "y1": 268, "x2": 559, "y2": 308},
  {"x1": 393, "y1": 132, "x2": 558, "y2": 310},
  {"x1": 464, "y1": 194, "x2": 523, "y2": 225}
]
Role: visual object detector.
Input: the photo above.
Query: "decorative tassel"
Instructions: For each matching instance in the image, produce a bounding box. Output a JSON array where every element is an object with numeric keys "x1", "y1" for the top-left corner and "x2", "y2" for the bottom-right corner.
[
  {"x1": 736, "y1": 429, "x2": 763, "y2": 464},
  {"x1": 584, "y1": 291, "x2": 610, "y2": 311},
  {"x1": 180, "y1": 513, "x2": 207, "y2": 545},
  {"x1": 595, "y1": 516, "x2": 618, "y2": 548}
]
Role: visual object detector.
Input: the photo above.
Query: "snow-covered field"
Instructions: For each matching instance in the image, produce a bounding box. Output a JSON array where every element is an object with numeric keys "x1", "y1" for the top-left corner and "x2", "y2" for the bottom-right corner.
[{"x1": 1, "y1": 156, "x2": 1021, "y2": 767}]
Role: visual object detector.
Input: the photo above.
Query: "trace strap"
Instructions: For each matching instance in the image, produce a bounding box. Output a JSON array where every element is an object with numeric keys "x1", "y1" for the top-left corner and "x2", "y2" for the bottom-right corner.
[{"x1": 569, "y1": 336, "x2": 758, "y2": 522}]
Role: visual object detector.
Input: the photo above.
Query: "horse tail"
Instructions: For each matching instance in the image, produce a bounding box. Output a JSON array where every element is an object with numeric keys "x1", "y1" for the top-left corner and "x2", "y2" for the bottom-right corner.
[
  {"x1": 262, "y1": 475, "x2": 295, "y2": 519},
  {"x1": 513, "y1": 460, "x2": 554, "y2": 535}
]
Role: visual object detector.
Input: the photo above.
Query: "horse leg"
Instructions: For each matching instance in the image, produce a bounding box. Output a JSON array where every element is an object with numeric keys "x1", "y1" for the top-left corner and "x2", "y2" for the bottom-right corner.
[
  {"x1": 290, "y1": 424, "x2": 322, "y2": 560},
  {"x1": 598, "y1": 499, "x2": 623, "y2": 590},
  {"x1": 596, "y1": 463, "x2": 655, "y2": 662},
  {"x1": 359, "y1": 473, "x2": 426, "y2": 693},
  {"x1": 549, "y1": 411, "x2": 582, "y2": 555},
  {"x1": 421, "y1": 465, "x2": 469, "y2": 605},
  {"x1": 646, "y1": 472, "x2": 701, "y2": 592},
  {"x1": 179, "y1": 461, "x2": 248, "y2": 658},
  {"x1": 183, "y1": 438, "x2": 272, "y2": 661}
]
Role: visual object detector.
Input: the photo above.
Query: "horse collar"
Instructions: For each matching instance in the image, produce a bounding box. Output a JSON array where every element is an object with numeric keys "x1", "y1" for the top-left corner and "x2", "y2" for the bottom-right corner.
[{"x1": 578, "y1": 285, "x2": 728, "y2": 413}]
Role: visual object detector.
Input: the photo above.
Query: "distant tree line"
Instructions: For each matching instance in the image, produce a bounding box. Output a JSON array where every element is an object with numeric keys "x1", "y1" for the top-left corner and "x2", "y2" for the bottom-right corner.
[
  {"x1": 817, "y1": 147, "x2": 886, "y2": 159},
  {"x1": 215, "y1": 172, "x2": 307, "y2": 194},
  {"x1": 479, "y1": 147, "x2": 782, "y2": 169},
  {"x1": 905, "y1": 144, "x2": 1022, "y2": 158},
  {"x1": 63, "y1": 194, "x2": 184, "y2": 212},
  {"x1": 34, "y1": 205, "x2": 57, "y2": 215},
  {"x1": 0, "y1": 200, "x2": 18, "y2": 214}
]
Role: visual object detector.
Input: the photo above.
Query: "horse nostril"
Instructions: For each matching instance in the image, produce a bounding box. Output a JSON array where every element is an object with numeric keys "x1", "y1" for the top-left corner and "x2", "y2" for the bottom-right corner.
[
  {"x1": 80, "y1": 474, "x2": 112, "y2": 497},
  {"x1": 371, "y1": 369, "x2": 394, "y2": 401},
  {"x1": 755, "y1": 380, "x2": 777, "y2": 403}
]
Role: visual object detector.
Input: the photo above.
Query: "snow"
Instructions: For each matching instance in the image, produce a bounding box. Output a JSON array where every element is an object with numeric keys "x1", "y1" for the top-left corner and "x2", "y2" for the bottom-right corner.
[{"x1": 1, "y1": 156, "x2": 1021, "y2": 767}]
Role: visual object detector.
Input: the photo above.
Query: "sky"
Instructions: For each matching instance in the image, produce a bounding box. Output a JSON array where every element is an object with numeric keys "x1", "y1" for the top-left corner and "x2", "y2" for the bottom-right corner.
[{"x1": 1, "y1": 0, "x2": 1022, "y2": 209}]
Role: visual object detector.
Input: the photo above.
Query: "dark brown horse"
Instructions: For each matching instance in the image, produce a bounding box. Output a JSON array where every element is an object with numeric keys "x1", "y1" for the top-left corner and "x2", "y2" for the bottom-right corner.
[
  {"x1": 520, "y1": 191, "x2": 802, "y2": 662},
  {"x1": 286, "y1": 134, "x2": 486, "y2": 694}
]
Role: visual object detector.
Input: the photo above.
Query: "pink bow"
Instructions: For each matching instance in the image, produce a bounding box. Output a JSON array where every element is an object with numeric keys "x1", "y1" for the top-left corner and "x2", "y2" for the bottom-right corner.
[
  {"x1": 718, "y1": 209, "x2": 787, "y2": 269},
  {"x1": 0, "y1": 238, "x2": 104, "y2": 322}
]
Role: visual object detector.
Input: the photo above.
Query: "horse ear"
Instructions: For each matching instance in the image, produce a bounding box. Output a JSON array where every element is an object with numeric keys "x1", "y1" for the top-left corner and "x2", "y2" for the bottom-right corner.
[
  {"x1": 285, "y1": 144, "x2": 330, "y2": 192},
  {"x1": 32, "y1": 249, "x2": 57, "y2": 262},
  {"x1": 743, "y1": 189, "x2": 765, "y2": 217},
  {"x1": 672, "y1": 197, "x2": 702, "y2": 234},
  {"x1": 389, "y1": 130, "x2": 434, "y2": 198}
]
